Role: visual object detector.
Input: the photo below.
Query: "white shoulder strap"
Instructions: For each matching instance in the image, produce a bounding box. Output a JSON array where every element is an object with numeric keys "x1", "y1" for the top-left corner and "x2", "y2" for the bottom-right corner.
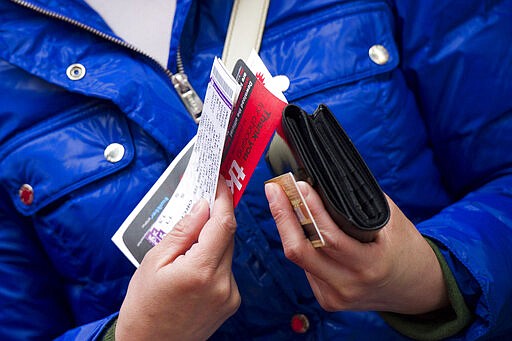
[{"x1": 222, "y1": 0, "x2": 270, "y2": 71}]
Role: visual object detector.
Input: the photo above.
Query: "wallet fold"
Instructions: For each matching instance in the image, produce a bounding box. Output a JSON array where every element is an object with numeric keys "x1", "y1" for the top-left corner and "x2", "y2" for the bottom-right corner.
[{"x1": 277, "y1": 104, "x2": 390, "y2": 242}]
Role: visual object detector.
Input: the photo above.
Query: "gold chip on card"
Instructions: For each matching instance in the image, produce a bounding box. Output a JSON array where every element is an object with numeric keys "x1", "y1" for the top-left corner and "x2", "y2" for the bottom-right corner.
[{"x1": 266, "y1": 172, "x2": 325, "y2": 248}]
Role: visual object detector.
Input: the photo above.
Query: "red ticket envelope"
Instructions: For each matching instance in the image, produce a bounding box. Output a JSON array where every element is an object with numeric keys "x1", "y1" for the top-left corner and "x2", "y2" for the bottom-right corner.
[{"x1": 221, "y1": 60, "x2": 286, "y2": 207}]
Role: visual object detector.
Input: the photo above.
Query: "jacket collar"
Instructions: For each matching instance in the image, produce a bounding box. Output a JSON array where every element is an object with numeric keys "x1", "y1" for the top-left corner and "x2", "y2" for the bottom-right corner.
[
  {"x1": 9, "y1": 0, "x2": 194, "y2": 60},
  {"x1": 11, "y1": 0, "x2": 116, "y2": 36}
]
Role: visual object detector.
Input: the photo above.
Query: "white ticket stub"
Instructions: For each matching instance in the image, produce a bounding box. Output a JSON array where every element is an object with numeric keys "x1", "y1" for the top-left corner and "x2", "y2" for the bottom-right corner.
[{"x1": 149, "y1": 58, "x2": 241, "y2": 233}]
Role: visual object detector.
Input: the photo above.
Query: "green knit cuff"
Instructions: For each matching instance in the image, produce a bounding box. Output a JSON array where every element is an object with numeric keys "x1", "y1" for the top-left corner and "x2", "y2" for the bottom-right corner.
[
  {"x1": 379, "y1": 238, "x2": 473, "y2": 340},
  {"x1": 101, "y1": 317, "x2": 117, "y2": 341}
]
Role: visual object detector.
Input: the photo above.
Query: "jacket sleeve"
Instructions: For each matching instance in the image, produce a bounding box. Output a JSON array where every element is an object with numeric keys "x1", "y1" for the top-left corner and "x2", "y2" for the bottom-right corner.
[
  {"x1": 392, "y1": 0, "x2": 512, "y2": 339},
  {"x1": 55, "y1": 313, "x2": 118, "y2": 340},
  {"x1": 0, "y1": 187, "x2": 117, "y2": 340},
  {"x1": 418, "y1": 175, "x2": 512, "y2": 339}
]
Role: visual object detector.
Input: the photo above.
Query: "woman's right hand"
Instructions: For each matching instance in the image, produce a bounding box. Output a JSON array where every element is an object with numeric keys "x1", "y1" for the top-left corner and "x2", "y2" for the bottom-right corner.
[
  {"x1": 116, "y1": 179, "x2": 240, "y2": 340},
  {"x1": 265, "y1": 180, "x2": 448, "y2": 315}
]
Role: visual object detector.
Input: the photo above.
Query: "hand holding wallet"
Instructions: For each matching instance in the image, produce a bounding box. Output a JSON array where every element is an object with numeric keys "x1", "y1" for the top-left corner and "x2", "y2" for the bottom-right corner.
[{"x1": 268, "y1": 104, "x2": 390, "y2": 242}]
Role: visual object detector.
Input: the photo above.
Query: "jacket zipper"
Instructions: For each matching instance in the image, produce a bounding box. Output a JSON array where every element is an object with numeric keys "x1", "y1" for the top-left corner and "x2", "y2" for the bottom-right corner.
[
  {"x1": 9, "y1": 0, "x2": 203, "y2": 123},
  {"x1": 173, "y1": 46, "x2": 203, "y2": 121}
]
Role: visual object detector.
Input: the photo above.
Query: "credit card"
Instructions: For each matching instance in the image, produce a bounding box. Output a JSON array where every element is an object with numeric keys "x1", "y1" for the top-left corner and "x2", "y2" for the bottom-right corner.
[{"x1": 266, "y1": 172, "x2": 325, "y2": 248}]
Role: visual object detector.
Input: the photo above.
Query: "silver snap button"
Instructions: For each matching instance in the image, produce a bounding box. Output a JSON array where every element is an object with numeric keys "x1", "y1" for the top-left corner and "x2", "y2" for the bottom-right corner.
[
  {"x1": 19, "y1": 184, "x2": 34, "y2": 205},
  {"x1": 104, "y1": 143, "x2": 125, "y2": 163},
  {"x1": 368, "y1": 45, "x2": 390, "y2": 65},
  {"x1": 66, "y1": 63, "x2": 86, "y2": 80},
  {"x1": 273, "y1": 75, "x2": 290, "y2": 93}
]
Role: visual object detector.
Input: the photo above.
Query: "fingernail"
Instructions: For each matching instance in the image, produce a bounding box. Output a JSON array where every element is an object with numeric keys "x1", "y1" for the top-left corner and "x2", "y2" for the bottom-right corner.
[
  {"x1": 265, "y1": 183, "x2": 277, "y2": 204},
  {"x1": 190, "y1": 199, "x2": 206, "y2": 214}
]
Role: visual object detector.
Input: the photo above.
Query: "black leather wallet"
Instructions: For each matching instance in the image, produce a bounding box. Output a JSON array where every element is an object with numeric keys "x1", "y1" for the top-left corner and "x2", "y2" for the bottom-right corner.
[{"x1": 268, "y1": 104, "x2": 390, "y2": 242}]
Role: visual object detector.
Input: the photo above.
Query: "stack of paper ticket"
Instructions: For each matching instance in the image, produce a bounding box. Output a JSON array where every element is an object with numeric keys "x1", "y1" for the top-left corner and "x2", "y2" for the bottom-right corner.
[{"x1": 112, "y1": 53, "x2": 288, "y2": 267}]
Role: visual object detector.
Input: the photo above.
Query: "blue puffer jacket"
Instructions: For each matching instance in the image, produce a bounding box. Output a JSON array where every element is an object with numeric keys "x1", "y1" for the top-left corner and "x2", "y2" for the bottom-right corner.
[{"x1": 1, "y1": 0, "x2": 511, "y2": 339}]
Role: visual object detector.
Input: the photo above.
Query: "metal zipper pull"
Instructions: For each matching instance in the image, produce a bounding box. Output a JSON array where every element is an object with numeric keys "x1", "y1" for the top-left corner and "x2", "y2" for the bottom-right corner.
[
  {"x1": 173, "y1": 46, "x2": 203, "y2": 123},
  {"x1": 171, "y1": 72, "x2": 203, "y2": 123}
]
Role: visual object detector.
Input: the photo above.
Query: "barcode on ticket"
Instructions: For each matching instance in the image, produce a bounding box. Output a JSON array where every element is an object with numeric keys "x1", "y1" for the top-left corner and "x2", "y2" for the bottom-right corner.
[{"x1": 211, "y1": 66, "x2": 235, "y2": 99}]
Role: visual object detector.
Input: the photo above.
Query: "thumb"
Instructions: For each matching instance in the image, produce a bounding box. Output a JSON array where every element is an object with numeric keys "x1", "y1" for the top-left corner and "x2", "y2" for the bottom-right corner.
[
  {"x1": 265, "y1": 182, "x2": 315, "y2": 263},
  {"x1": 146, "y1": 199, "x2": 210, "y2": 268}
]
